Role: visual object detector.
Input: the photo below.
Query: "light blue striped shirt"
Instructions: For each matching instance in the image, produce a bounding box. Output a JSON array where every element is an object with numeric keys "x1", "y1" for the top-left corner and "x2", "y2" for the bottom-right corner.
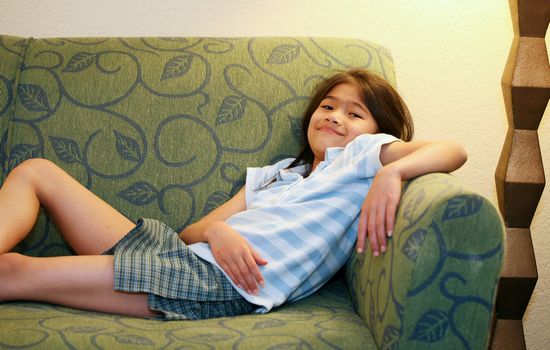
[{"x1": 189, "y1": 133, "x2": 399, "y2": 313}]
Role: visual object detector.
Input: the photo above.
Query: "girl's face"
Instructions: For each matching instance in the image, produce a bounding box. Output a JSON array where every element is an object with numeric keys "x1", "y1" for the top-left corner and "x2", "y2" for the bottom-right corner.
[{"x1": 307, "y1": 82, "x2": 379, "y2": 169}]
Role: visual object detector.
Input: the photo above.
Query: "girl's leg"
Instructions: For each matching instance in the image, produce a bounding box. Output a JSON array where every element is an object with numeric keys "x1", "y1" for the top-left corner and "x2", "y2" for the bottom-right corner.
[
  {"x1": 0, "y1": 159, "x2": 159, "y2": 317},
  {"x1": 0, "y1": 158, "x2": 135, "y2": 255},
  {"x1": 0, "y1": 253, "x2": 157, "y2": 317}
]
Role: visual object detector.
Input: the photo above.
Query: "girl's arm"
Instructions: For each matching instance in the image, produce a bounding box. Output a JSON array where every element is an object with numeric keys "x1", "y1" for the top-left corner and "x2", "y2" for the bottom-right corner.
[
  {"x1": 179, "y1": 187, "x2": 247, "y2": 244},
  {"x1": 357, "y1": 140, "x2": 467, "y2": 256},
  {"x1": 179, "y1": 188, "x2": 267, "y2": 295}
]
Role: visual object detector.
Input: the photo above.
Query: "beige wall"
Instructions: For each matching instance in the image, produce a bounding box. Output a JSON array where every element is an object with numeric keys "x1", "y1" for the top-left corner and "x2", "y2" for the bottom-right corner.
[{"x1": 0, "y1": 0, "x2": 548, "y2": 348}]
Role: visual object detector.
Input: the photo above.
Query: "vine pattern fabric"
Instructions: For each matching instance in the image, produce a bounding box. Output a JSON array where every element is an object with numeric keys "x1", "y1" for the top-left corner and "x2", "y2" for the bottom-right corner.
[
  {"x1": 346, "y1": 173, "x2": 503, "y2": 349},
  {"x1": 0, "y1": 36, "x2": 394, "y2": 256}
]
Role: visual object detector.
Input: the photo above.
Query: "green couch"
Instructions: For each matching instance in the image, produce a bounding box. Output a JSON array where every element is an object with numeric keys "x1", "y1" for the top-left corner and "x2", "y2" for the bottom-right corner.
[{"x1": 0, "y1": 35, "x2": 504, "y2": 349}]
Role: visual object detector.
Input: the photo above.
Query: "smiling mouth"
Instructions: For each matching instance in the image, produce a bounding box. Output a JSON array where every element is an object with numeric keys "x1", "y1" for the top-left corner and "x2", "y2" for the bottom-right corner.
[{"x1": 318, "y1": 127, "x2": 343, "y2": 136}]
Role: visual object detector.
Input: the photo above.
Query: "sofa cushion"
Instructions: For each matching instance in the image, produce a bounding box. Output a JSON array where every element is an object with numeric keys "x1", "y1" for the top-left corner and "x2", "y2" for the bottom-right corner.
[
  {"x1": 0, "y1": 276, "x2": 377, "y2": 349},
  {"x1": 4, "y1": 36, "x2": 396, "y2": 257}
]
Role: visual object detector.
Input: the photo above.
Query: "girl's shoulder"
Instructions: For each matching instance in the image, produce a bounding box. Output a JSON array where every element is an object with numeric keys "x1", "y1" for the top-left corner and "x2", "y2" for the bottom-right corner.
[
  {"x1": 351, "y1": 133, "x2": 400, "y2": 146},
  {"x1": 335, "y1": 133, "x2": 401, "y2": 178},
  {"x1": 338, "y1": 133, "x2": 401, "y2": 159}
]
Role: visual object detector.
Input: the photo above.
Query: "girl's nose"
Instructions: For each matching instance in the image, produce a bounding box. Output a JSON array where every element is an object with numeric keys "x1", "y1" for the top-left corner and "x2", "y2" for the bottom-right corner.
[{"x1": 327, "y1": 113, "x2": 342, "y2": 125}]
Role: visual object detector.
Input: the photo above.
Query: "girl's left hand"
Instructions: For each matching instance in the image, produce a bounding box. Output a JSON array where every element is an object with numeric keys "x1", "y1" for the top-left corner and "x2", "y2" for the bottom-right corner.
[
  {"x1": 206, "y1": 221, "x2": 268, "y2": 295},
  {"x1": 357, "y1": 165, "x2": 402, "y2": 256}
]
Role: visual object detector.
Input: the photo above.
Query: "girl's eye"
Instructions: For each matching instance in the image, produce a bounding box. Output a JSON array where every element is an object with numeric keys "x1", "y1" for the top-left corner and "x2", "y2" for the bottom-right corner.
[
  {"x1": 351, "y1": 113, "x2": 364, "y2": 119},
  {"x1": 321, "y1": 105, "x2": 333, "y2": 110}
]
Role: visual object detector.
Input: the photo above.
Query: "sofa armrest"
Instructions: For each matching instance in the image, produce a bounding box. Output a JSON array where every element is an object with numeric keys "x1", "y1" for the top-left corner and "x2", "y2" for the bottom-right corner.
[{"x1": 345, "y1": 173, "x2": 504, "y2": 349}]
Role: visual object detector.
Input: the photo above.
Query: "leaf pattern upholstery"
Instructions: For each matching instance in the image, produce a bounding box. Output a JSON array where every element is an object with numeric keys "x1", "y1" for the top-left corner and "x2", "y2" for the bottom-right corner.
[
  {"x1": 2, "y1": 37, "x2": 394, "y2": 254},
  {"x1": 346, "y1": 173, "x2": 504, "y2": 349},
  {"x1": 0, "y1": 35, "x2": 503, "y2": 349}
]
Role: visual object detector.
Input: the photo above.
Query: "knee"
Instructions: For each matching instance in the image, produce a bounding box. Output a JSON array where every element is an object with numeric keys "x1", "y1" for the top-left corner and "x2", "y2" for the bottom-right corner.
[
  {"x1": 11, "y1": 158, "x2": 57, "y2": 178},
  {"x1": 7, "y1": 158, "x2": 58, "y2": 186}
]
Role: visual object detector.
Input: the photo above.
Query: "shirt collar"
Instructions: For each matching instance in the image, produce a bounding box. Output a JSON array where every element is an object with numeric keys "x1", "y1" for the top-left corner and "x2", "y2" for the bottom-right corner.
[
  {"x1": 276, "y1": 164, "x2": 307, "y2": 182},
  {"x1": 275, "y1": 145, "x2": 345, "y2": 182},
  {"x1": 325, "y1": 146, "x2": 344, "y2": 162}
]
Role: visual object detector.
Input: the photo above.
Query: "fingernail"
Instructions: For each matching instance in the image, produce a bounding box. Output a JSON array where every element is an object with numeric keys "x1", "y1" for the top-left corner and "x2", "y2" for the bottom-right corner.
[
  {"x1": 381, "y1": 246, "x2": 386, "y2": 253},
  {"x1": 388, "y1": 230, "x2": 393, "y2": 237},
  {"x1": 357, "y1": 248, "x2": 363, "y2": 254},
  {"x1": 237, "y1": 284, "x2": 243, "y2": 290},
  {"x1": 260, "y1": 281, "x2": 265, "y2": 287},
  {"x1": 373, "y1": 251, "x2": 379, "y2": 257},
  {"x1": 253, "y1": 289, "x2": 259, "y2": 295}
]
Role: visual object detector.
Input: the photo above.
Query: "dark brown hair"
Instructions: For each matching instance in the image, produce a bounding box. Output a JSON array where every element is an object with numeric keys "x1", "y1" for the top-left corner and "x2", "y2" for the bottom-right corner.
[{"x1": 288, "y1": 68, "x2": 414, "y2": 177}]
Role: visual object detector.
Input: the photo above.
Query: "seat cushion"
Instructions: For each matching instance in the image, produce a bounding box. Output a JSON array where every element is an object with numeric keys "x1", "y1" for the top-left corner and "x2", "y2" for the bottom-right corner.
[{"x1": 0, "y1": 277, "x2": 376, "y2": 349}]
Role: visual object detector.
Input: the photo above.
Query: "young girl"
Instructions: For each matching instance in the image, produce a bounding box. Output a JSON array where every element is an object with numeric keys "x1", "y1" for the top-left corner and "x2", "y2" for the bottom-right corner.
[{"x1": 0, "y1": 68, "x2": 467, "y2": 320}]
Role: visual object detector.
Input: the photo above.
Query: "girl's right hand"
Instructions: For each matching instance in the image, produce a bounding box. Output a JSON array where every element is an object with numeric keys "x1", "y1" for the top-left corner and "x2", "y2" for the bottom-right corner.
[
  {"x1": 205, "y1": 221, "x2": 267, "y2": 295},
  {"x1": 357, "y1": 165, "x2": 402, "y2": 256}
]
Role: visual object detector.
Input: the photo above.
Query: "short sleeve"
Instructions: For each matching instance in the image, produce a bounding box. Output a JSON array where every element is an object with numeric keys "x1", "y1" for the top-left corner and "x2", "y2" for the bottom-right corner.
[
  {"x1": 341, "y1": 133, "x2": 401, "y2": 179},
  {"x1": 245, "y1": 158, "x2": 294, "y2": 207}
]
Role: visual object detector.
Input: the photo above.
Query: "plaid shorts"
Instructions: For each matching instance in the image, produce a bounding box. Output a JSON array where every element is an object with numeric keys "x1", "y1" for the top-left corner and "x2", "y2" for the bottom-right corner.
[{"x1": 103, "y1": 218, "x2": 257, "y2": 320}]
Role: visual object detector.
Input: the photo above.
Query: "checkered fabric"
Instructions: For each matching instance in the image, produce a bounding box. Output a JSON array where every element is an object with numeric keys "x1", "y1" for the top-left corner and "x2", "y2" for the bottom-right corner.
[{"x1": 104, "y1": 218, "x2": 256, "y2": 320}]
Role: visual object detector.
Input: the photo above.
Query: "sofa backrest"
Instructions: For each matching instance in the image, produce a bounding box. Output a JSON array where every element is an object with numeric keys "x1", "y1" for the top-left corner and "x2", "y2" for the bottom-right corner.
[
  {"x1": 0, "y1": 36, "x2": 396, "y2": 257},
  {"x1": 0, "y1": 36, "x2": 29, "y2": 181}
]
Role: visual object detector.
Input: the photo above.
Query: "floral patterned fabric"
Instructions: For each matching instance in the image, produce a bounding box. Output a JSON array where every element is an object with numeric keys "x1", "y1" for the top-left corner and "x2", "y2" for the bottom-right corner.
[{"x1": 0, "y1": 35, "x2": 503, "y2": 349}]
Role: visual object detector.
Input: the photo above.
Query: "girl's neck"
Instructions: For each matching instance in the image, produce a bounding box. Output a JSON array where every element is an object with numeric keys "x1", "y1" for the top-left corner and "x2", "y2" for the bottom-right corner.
[{"x1": 311, "y1": 159, "x2": 321, "y2": 173}]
